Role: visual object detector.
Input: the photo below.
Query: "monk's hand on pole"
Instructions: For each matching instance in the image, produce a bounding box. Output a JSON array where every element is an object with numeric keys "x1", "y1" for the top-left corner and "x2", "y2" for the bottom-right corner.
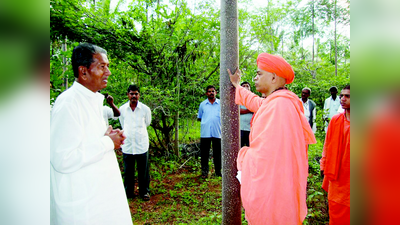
[{"x1": 227, "y1": 67, "x2": 241, "y2": 88}]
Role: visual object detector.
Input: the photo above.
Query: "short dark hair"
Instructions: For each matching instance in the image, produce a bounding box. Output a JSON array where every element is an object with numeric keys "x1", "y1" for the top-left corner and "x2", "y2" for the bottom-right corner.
[
  {"x1": 329, "y1": 86, "x2": 338, "y2": 92},
  {"x1": 206, "y1": 85, "x2": 216, "y2": 92},
  {"x1": 241, "y1": 81, "x2": 250, "y2": 86},
  {"x1": 71, "y1": 43, "x2": 107, "y2": 78},
  {"x1": 343, "y1": 84, "x2": 350, "y2": 90},
  {"x1": 127, "y1": 84, "x2": 140, "y2": 93}
]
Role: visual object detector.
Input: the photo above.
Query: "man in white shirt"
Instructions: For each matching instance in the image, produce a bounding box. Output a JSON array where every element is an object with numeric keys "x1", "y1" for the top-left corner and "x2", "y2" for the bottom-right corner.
[
  {"x1": 119, "y1": 85, "x2": 152, "y2": 201},
  {"x1": 323, "y1": 86, "x2": 341, "y2": 131},
  {"x1": 102, "y1": 93, "x2": 120, "y2": 126},
  {"x1": 301, "y1": 87, "x2": 317, "y2": 133},
  {"x1": 50, "y1": 43, "x2": 132, "y2": 225}
]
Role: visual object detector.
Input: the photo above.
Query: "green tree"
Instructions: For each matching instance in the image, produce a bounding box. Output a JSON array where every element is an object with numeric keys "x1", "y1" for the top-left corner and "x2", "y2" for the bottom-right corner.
[
  {"x1": 51, "y1": 0, "x2": 222, "y2": 155},
  {"x1": 50, "y1": 0, "x2": 350, "y2": 155}
]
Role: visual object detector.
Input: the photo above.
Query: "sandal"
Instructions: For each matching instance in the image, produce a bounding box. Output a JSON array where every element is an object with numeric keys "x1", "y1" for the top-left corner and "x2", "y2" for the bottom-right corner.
[{"x1": 141, "y1": 193, "x2": 150, "y2": 201}]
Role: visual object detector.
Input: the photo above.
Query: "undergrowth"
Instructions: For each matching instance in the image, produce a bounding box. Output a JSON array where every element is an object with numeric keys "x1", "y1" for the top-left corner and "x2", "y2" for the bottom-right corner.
[{"x1": 115, "y1": 129, "x2": 329, "y2": 224}]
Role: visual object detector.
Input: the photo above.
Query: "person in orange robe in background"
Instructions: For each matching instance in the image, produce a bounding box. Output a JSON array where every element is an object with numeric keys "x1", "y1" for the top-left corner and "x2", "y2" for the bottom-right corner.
[
  {"x1": 228, "y1": 53, "x2": 316, "y2": 225},
  {"x1": 320, "y1": 85, "x2": 350, "y2": 225}
]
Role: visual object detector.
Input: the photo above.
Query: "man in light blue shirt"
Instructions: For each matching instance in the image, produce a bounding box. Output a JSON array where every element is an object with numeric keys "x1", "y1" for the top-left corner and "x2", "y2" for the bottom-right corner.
[{"x1": 197, "y1": 85, "x2": 221, "y2": 178}]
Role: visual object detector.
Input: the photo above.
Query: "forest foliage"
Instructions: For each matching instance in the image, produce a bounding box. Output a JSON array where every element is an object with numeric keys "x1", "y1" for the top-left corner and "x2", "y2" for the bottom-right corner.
[
  {"x1": 50, "y1": 0, "x2": 349, "y2": 223},
  {"x1": 50, "y1": 0, "x2": 350, "y2": 155}
]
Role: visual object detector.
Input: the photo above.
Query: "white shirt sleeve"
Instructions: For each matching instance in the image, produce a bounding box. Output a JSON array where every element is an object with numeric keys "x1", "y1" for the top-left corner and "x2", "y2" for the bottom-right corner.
[
  {"x1": 51, "y1": 102, "x2": 114, "y2": 174},
  {"x1": 119, "y1": 106, "x2": 125, "y2": 129},
  {"x1": 103, "y1": 105, "x2": 118, "y2": 120},
  {"x1": 312, "y1": 107, "x2": 317, "y2": 132},
  {"x1": 323, "y1": 98, "x2": 329, "y2": 118},
  {"x1": 145, "y1": 106, "x2": 152, "y2": 127}
]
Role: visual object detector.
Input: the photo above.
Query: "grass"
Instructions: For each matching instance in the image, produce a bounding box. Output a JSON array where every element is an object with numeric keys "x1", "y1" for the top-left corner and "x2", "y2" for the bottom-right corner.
[
  {"x1": 120, "y1": 156, "x2": 238, "y2": 224},
  {"x1": 305, "y1": 131, "x2": 329, "y2": 225},
  {"x1": 115, "y1": 150, "x2": 328, "y2": 224},
  {"x1": 146, "y1": 117, "x2": 201, "y2": 147},
  {"x1": 178, "y1": 117, "x2": 201, "y2": 144},
  {"x1": 115, "y1": 118, "x2": 329, "y2": 224}
]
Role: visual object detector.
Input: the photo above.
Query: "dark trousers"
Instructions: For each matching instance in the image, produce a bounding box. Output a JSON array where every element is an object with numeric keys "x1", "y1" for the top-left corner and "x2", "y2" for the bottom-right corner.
[
  {"x1": 200, "y1": 137, "x2": 221, "y2": 176},
  {"x1": 241, "y1": 130, "x2": 250, "y2": 147},
  {"x1": 123, "y1": 152, "x2": 150, "y2": 198}
]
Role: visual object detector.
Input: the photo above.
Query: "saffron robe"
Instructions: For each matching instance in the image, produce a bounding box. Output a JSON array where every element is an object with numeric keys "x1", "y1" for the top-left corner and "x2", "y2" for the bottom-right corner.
[
  {"x1": 235, "y1": 86, "x2": 316, "y2": 225},
  {"x1": 320, "y1": 112, "x2": 350, "y2": 224},
  {"x1": 50, "y1": 82, "x2": 132, "y2": 225},
  {"x1": 364, "y1": 107, "x2": 400, "y2": 225}
]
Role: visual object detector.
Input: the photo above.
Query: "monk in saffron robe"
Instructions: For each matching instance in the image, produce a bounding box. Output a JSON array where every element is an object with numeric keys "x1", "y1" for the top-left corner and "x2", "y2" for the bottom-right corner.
[
  {"x1": 228, "y1": 53, "x2": 316, "y2": 225},
  {"x1": 320, "y1": 85, "x2": 350, "y2": 225}
]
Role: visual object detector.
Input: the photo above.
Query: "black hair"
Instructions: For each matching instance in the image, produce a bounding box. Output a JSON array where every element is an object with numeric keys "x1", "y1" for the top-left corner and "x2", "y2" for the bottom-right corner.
[
  {"x1": 329, "y1": 86, "x2": 338, "y2": 92},
  {"x1": 241, "y1": 81, "x2": 250, "y2": 86},
  {"x1": 127, "y1": 84, "x2": 140, "y2": 93},
  {"x1": 343, "y1": 84, "x2": 350, "y2": 90},
  {"x1": 71, "y1": 43, "x2": 107, "y2": 78},
  {"x1": 206, "y1": 85, "x2": 216, "y2": 92}
]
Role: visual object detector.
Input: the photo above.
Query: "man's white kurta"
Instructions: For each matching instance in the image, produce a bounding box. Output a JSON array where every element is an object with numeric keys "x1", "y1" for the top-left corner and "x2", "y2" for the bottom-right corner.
[
  {"x1": 324, "y1": 96, "x2": 341, "y2": 119},
  {"x1": 119, "y1": 101, "x2": 151, "y2": 155},
  {"x1": 50, "y1": 82, "x2": 132, "y2": 225}
]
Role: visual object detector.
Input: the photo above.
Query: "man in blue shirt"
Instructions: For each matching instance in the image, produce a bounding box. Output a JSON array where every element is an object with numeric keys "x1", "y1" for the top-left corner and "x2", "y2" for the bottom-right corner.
[{"x1": 197, "y1": 85, "x2": 221, "y2": 179}]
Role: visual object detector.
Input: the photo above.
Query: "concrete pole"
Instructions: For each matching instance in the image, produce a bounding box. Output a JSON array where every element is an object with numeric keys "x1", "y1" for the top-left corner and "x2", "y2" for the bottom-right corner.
[
  {"x1": 62, "y1": 40, "x2": 68, "y2": 90},
  {"x1": 220, "y1": 0, "x2": 241, "y2": 224}
]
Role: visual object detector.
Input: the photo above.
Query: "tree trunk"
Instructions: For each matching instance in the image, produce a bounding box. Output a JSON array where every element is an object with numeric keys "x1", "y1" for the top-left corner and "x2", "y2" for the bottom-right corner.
[
  {"x1": 157, "y1": 0, "x2": 160, "y2": 19},
  {"x1": 268, "y1": 0, "x2": 274, "y2": 53},
  {"x1": 270, "y1": 29, "x2": 274, "y2": 53},
  {"x1": 174, "y1": 58, "x2": 180, "y2": 157},
  {"x1": 51, "y1": 40, "x2": 53, "y2": 57},
  {"x1": 312, "y1": 0, "x2": 315, "y2": 63},
  {"x1": 146, "y1": 4, "x2": 148, "y2": 23},
  {"x1": 316, "y1": 39, "x2": 319, "y2": 63},
  {"x1": 334, "y1": 0, "x2": 338, "y2": 76},
  {"x1": 62, "y1": 40, "x2": 68, "y2": 89},
  {"x1": 220, "y1": 0, "x2": 241, "y2": 224},
  {"x1": 174, "y1": 113, "x2": 179, "y2": 156}
]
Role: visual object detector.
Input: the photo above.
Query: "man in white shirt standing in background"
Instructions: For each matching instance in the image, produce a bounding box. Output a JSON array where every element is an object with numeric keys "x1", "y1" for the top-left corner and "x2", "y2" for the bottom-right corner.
[
  {"x1": 323, "y1": 86, "x2": 341, "y2": 131},
  {"x1": 119, "y1": 84, "x2": 152, "y2": 201}
]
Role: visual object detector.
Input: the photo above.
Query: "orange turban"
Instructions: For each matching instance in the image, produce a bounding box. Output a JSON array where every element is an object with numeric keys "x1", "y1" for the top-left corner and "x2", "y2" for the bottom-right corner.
[{"x1": 256, "y1": 53, "x2": 295, "y2": 84}]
